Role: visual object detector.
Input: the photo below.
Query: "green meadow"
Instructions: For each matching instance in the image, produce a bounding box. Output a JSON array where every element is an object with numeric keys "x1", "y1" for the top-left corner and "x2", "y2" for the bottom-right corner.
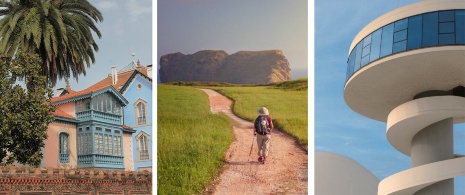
[
  {"x1": 157, "y1": 85, "x2": 233, "y2": 195},
  {"x1": 158, "y1": 79, "x2": 308, "y2": 194},
  {"x1": 212, "y1": 78, "x2": 308, "y2": 148}
]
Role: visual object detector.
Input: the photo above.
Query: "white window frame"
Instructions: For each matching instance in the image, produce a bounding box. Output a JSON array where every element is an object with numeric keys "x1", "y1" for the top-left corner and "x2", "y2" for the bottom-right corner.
[
  {"x1": 136, "y1": 131, "x2": 150, "y2": 161},
  {"x1": 134, "y1": 99, "x2": 148, "y2": 126}
]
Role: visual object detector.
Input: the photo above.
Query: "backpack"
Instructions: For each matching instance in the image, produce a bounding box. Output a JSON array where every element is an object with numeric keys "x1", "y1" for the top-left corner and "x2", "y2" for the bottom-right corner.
[{"x1": 254, "y1": 115, "x2": 270, "y2": 135}]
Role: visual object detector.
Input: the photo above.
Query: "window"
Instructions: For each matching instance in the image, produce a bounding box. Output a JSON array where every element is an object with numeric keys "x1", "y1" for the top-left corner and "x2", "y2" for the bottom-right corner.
[
  {"x1": 423, "y1": 12, "x2": 439, "y2": 47},
  {"x1": 407, "y1": 15, "x2": 422, "y2": 49},
  {"x1": 114, "y1": 136, "x2": 122, "y2": 156},
  {"x1": 347, "y1": 9, "x2": 465, "y2": 82},
  {"x1": 59, "y1": 133, "x2": 69, "y2": 163},
  {"x1": 456, "y1": 10, "x2": 465, "y2": 44},
  {"x1": 105, "y1": 134, "x2": 112, "y2": 155},
  {"x1": 135, "y1": 99, "x2": 148, "y2": 126},
  {"x1": 137, "y1": 132, "x2": 150, "y2": 160},
  {"x1": 369, "y1": 29, "x2": 382, "y2": 62},
  {"x1": 380, "y1": 23, "x2": 394, "y2": 58}
]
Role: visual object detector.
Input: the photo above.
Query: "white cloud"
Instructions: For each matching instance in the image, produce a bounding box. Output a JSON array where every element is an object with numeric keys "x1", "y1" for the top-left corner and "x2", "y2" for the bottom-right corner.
[
  {"x1": 126, "y1": 0, "x2": 152, "y2": 21},
  {"x1": 95, "y1": 1, "x2": 119, "y2": 10}
]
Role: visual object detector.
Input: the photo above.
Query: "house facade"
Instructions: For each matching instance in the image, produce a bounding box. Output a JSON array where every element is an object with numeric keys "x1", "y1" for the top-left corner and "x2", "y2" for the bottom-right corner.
[
  {"x1": 117, "y1": 62, "x2": 153, "y2": 171},
  {"x1": 44, "y1": 85, "x2": 135, "y2": 170},
  {"x1": 39, "y1": 60, "x2": 152, "y2": 172}
]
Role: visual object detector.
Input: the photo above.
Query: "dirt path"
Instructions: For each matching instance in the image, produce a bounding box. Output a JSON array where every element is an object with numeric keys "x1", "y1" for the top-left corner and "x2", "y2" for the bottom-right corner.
[{"x1": 200, "y1": 89, "x2": 308, "y2": 195}]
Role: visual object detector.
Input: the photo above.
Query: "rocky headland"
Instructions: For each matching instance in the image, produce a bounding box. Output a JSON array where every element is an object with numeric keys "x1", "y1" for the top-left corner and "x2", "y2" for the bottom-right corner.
[{"x1": 159, "y1": 50, "x2": 291, "y2": 84}]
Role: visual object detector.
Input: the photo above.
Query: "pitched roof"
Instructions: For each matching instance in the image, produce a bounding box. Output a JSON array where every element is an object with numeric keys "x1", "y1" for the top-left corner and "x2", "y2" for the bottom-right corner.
[
  {"x1": 51, "y1": 64, "x2": 150, "y2": 104},
  {"x1": 52, "y1": 108, "x2": 76, "y2": 120}
]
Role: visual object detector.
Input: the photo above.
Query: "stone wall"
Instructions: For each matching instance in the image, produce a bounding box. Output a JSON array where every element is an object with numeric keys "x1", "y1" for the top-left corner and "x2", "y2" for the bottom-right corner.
[{"x1": 0, "y1": 167, "x2": 151, "y2": 195}]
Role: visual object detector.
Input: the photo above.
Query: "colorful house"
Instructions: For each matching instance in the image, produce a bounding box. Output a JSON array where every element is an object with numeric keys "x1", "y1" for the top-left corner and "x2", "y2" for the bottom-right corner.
[
  {"x1": 45, "y1": 83, "x2": 135, "y2": 170},
  {"x1": 45, "y1": 60, "x2": 153, "y2": 171}
]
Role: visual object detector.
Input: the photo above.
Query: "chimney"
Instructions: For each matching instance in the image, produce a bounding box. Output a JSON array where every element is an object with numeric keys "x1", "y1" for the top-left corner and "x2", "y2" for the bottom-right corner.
[
  {"x1": 65, "y1": 79, "x2": 71, "y2": 91},
  {"x1": 55, "y1": 88, "x2": 64, "y2": 97},
  {"x1": 111, "y1": 66, "x2": 118, "y2": 85},
  {"x1": 146, "y1": 65, "x2": 153, "y2": 79}
]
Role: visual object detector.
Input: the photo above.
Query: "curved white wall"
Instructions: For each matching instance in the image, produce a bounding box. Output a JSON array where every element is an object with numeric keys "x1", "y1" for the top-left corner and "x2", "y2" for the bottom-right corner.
[{"x1": 315, "y1": 152, "x2": 379, "y2": 195}]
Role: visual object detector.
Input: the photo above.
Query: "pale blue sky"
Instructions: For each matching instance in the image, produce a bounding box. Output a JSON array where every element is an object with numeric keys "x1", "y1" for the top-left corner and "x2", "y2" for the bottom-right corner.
[
  {"x1": 315, "y1": 0, "x2": 465, "y2": 193},
  {"x1": 157, "y1": 0, "x2": 308, "y2": 80},
  {"x1": 52, "y1": 0, "x2": 152, "y2": 91}
]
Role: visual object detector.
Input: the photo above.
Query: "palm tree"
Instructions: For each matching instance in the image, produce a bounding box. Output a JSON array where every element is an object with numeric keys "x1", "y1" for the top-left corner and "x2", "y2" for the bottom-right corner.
[{"x1": 0, "y1": 0, "x2": 103, "y2": 86}]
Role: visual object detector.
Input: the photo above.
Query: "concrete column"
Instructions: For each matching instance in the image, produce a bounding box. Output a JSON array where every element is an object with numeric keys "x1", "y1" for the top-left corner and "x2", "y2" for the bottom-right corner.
[{"x1": 411, "y1": 118, "x2": 454, "y2": 195}]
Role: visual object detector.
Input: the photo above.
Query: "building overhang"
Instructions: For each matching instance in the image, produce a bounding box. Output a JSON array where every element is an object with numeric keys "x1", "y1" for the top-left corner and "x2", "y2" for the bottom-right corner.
[
  {"x1": 350, "y1": 0, "x2": 465, "y2": 55},
  {"x1": 344, "y1": 46, "x2": 465, "y2": 121}
]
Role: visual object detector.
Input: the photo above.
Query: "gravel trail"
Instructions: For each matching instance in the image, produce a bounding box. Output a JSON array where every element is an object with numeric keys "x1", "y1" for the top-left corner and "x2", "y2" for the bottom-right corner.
[{"x1": 200, "y1": 89, "x2": 308, "y2": 195}]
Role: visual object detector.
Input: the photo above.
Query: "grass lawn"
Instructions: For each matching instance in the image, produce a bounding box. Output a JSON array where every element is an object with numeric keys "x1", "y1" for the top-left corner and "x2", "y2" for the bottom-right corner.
[
  {"x1": 211, "y1": 79, "x2": 308, "y2": 148},
  {"x1": 157, "y1": 84, "x2": 233, "y2": 195},
  {"x1": 157, "y1": 79, "x2": 308, "y2": 194}
]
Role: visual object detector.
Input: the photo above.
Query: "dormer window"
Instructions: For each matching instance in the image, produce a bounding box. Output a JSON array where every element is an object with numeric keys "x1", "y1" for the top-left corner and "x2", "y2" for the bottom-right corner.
[{"x1": 92, "y1": 93, "x2": 122, "y2": 115}]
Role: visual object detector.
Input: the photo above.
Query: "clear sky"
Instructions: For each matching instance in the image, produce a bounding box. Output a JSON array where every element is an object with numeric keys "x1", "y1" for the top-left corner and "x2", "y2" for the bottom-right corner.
[
  {"x1": 52, "y1": 0, "x2": 152, "y2": 92},
  {"x1": 157, "y1": 0, "x2": 308, "y2": 80},
  {"x1": 315, "y1": 0, "x2": 465, "y2": 192}
]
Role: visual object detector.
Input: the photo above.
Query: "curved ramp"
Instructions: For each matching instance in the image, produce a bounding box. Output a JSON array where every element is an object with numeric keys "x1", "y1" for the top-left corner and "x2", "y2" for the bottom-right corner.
[{"x1": 380, "y1": 96, "x2": 465, "y2": 195}]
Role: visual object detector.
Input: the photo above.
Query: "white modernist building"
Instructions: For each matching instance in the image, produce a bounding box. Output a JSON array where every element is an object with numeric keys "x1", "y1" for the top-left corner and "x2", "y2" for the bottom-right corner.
[
  {"x1": 315, "y1": 152, "x2": 379, "y2": 195},
  {"x1": 345, "y1": 0, "x2": 465, "y2": 194}
]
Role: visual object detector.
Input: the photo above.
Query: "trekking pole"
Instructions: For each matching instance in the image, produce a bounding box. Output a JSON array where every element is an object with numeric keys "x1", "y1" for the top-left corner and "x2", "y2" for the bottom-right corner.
[{"x1": 248, "y1": 135, "x2": 256, "y2": 161}]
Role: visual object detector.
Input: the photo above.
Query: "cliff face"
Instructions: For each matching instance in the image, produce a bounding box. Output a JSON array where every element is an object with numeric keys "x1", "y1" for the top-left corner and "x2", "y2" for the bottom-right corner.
[{"x1": 159, "y1": 50, "x2": 291, "y2": 84}]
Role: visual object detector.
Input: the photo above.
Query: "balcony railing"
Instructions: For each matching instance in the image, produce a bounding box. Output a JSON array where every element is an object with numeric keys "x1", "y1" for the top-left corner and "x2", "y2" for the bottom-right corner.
[
  {"x1": 60, "y1": 153, "x2": 69, "y2": 163},
  {"x1": 76, "y1": 110, "x2": 122, "y2": 124},
  {"x1": 77, "y1": 154, "x2": 124, "y2": 169}
]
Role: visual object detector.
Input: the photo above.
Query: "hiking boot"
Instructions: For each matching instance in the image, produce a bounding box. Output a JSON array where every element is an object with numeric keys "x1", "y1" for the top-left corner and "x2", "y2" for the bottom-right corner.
[
  {"x1": 262, "y1": 156, "x2": 266, "y2": 164},
  {"x1": 258, "y1": 156, "x2": 262, "y2": 162}
]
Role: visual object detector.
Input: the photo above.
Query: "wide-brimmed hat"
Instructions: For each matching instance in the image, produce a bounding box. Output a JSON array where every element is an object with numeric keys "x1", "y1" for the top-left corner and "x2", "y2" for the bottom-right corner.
[{"x1": 257, "y1": 107, "x2": 269, "y2": 115}]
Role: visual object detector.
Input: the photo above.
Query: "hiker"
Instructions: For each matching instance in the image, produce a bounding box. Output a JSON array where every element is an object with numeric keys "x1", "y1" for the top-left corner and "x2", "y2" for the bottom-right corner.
[{"x1": 254, "y1": 107, "x2": 274, "y2": 164}]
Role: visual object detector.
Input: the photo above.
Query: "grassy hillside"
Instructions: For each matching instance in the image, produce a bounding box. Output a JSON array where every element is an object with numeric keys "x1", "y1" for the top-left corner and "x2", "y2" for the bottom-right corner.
[
  {"x1": 212, "y1": 79, "x2": 308, "y2": 148},
  {"x1": 158, "y1": 79, "x2": 308, "y2": 194},
  {"x1": 157, "y1": 85, "x2": 233, "y2": 195}
]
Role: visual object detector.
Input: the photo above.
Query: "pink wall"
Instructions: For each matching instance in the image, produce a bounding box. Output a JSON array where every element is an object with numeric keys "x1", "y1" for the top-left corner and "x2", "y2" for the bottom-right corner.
[
  {"x1": 59, "y1": 102, "x2": 76, "y2": 117},
  {"x1": 123, "y1": 133, "x2": 134, "y2": 171},
  {"x1": 43, "y1": 122, "x2": 77, "y2": 168}
]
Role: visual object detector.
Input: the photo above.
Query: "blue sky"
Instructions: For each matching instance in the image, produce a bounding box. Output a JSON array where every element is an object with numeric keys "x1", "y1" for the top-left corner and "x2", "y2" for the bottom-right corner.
[
  {"x1": 157, "y1": 0, "x2": 308, "y2": 80},
  {"x1": 315, "y1": 0, "x2": 465, "y2": 192},
  {"x1": 52, "y1": 0, "x2": 152, "y2": 92}
]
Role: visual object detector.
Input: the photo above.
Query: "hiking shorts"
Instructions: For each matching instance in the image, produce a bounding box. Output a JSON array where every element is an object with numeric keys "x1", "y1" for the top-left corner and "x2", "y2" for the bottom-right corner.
[{"x1": 257, "y1": 134, "x2": 271, "y2": 157}]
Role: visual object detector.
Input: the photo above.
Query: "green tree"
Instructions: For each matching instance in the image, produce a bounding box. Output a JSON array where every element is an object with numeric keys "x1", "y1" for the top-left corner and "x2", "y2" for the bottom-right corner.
[
  {"x1": 0, "y1": 0, "x2": 103, "y2": 86},
  {"x1": 0, "y1": 51, "x2": 55, "y2": 166}
]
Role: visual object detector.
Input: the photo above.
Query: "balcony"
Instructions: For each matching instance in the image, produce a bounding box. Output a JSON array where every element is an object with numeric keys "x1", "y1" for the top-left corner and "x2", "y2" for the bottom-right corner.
[
  {"x1": 76, "y1": 110, "x2": 122, "y2": 124},
  {"x1": 77, "y1": 154, "x2": 124, "y2": 169},
  {"x1": 60, "y1": 153, "x2": 69, "y2": 163}
]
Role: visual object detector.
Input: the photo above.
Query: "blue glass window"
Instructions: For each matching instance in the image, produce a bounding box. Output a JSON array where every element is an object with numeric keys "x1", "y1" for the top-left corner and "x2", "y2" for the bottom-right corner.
[
  {"x1": 423, "y1": 12, "x2": 439, "y2": 47},
  {"x1": 394, "y1": 29, "x2": 407, "y2": 42},
  {"x1": 439, "y1": 22, "x2": 455, "y2": 33},
  {"x1": 347, "y1": 51, "x2": 356, "y2": 79},
  {"x1": 369, "y1": 29, "x2": 382, "y2": 62},
  {"x1": 347, "y1": 9, "x2": 465, "y2": 81},
  {"x1": 354, "y1": 42, "x2": 363, "y2": 72},
  {"x1": 439, "y1": 33, "x2": 455, "y2": 44},
  {"x1": 393, "y1": 40, "x2": 407, "y2": 53},
  {"x1": 362, "y1": 44, "x2": 371, "y2": 58},
  {"x1": 380, "y1": 23, "x2": 394, "y2": 57},
  {"x1": 407, "y1": 15, "x2": 422, "y2": 49},
  {"x1": 361, "y1": 55, "x2": 370, "y2": 67},
  {"x1": 439, "y1": 10, "x2": 455, "y2": 22},
  {"x1": 395, "y1": 18, "x2": 408, "y2": 31},
  {"x1": 456, "y1": 10, "x2": 465, "y2": 44},
  {"x1": 363, "y1": 34, "x2": 372, "y2": 47}
]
